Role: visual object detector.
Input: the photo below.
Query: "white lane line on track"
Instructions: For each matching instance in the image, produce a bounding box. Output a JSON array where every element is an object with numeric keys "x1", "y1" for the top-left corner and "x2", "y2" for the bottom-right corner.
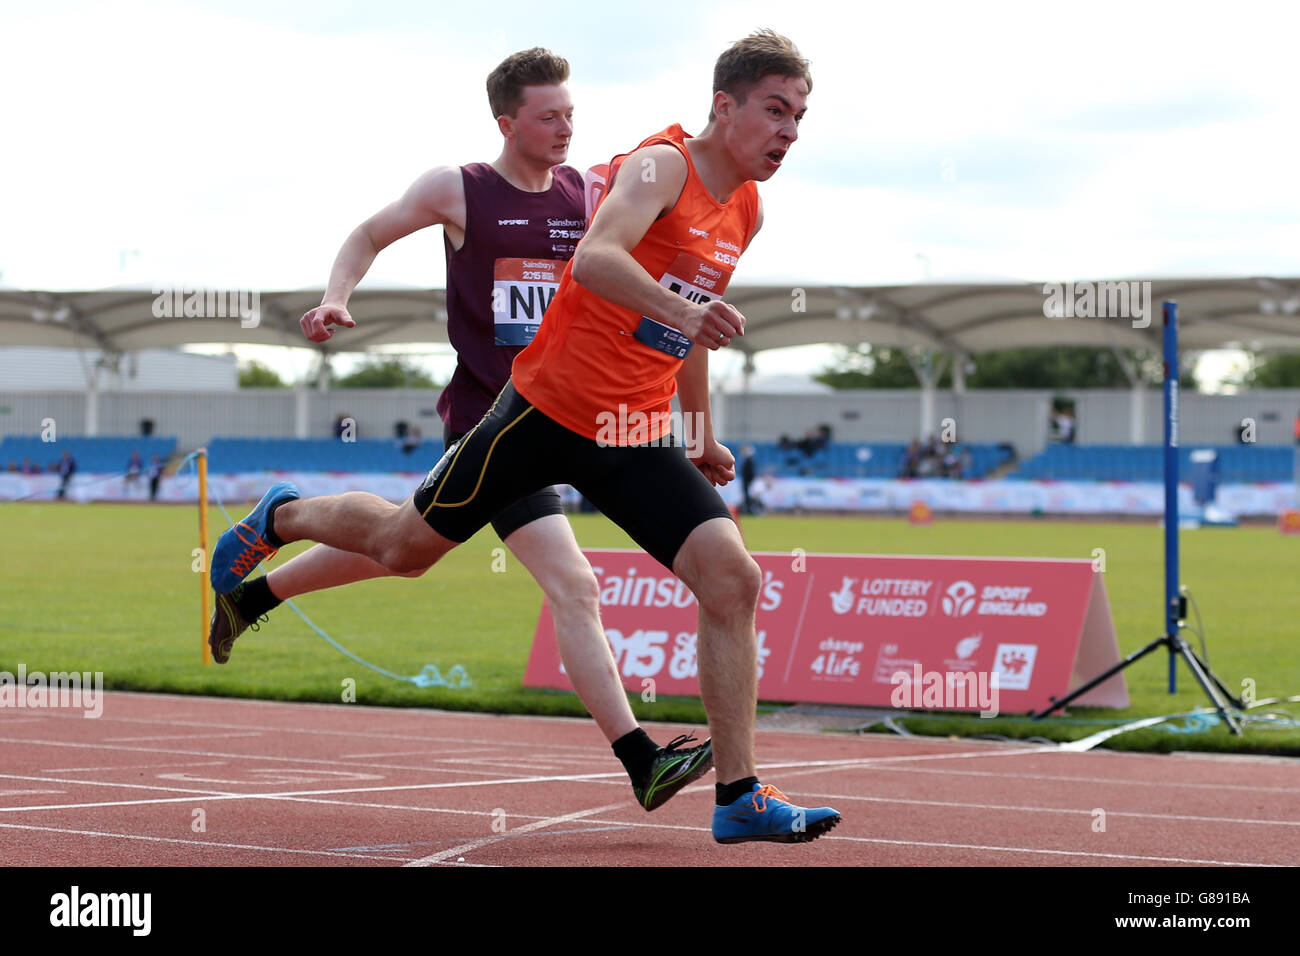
[
  {"x1": 756, "y1": 748, "x2": 1059, "y2": 771},
  {"x1": 564, "y1": 817, "x2": 1274, "y2": 867},
  {"x1": 43, "y1": 761, "x2": 230, "y2": 773},
  {"x1": 0, "y1": 745, "x2": 1152, "y2": 816},
  {"x1": 403, "y1": 801, "x2": 627, "y2": 867},
  {"x1": 0, "y1": 772, "x2": 244, "y2": 800},
  {"x1": 2, "y1": 753, "x2": 905, "y2": 815},
  {"x1": 0, "y1": 790, "x2": 66, "y2": 796},
  {"x1": 25, "y1": 709, "x2": 623, "y2": 755},
  {"x1": 790, "y1": 790, "x2": 1300, "y2": 828},
  {"x1": 0, "y1": 735, "x2": 611, "y2": 780},
  {"x1": 338, "y1": 748, "x2": 505, "y2": 759},
  {"x1": 0, "y1": 821, "x2": 424, "y2": 863},
  {"x1": 777, "y1": 761, "x2": 1300, "y2": 793},
  {"x1": 106, "y1": 733, "x2": 265, "y2": 742},
  {"x1": 0, "y1": 771, "x2": 634, "y2": 813}
]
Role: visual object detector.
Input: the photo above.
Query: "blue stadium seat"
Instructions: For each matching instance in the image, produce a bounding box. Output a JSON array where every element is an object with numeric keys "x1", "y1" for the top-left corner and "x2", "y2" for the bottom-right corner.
[
  {"x1": 1005, "y1": 443, "x2": 1293, "y2": 482},
  {"x1": 0, "y1": 435, "x2": 177, "y2": 473},
  {"x1": 205, "y1": 437, "x2": 445, "y2": 474}
]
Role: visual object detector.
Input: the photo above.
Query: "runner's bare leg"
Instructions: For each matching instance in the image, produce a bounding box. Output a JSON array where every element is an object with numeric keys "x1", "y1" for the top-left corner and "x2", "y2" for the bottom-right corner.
[
  {"x1": 263, "y1": 504, "x2": 637, "y2": 744},
  {"x1": 671, "y1": 517, "x2": 761, "y2": 784},
  {"x1": 503, "y1": 514, "x2": 637, "y2": 743},
  {"x1": 269, "y1": 492, "x2": 454, "y2": 573}
]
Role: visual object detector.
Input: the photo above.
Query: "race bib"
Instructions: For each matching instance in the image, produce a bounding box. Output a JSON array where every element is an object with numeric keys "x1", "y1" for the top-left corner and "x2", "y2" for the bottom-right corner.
[
  {"x1": 633, "y1": 252, "x2": 732, "y2": 358},
  {"x1": 493, "y1": 257, "x2": 563, "y2": 346}
]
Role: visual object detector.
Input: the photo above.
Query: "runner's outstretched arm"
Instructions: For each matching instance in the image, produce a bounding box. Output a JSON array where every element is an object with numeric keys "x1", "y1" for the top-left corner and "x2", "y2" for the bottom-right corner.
[{"x1": 301, "y1": 167, "x2": 466, "y2": 342}]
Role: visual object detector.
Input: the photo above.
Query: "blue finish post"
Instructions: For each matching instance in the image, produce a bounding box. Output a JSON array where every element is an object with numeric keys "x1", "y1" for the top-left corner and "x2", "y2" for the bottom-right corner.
[{"x1": 1163, "y1": 301, "x2": 1179, "y2": 693}]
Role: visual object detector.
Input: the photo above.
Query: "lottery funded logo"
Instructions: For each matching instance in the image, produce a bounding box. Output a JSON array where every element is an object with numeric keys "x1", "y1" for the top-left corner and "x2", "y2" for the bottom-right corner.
[
  {"x1": 492, "y1": 257, "x2": 562, "y2": 346},
  {"x1": 829, "y1": 577, "x2": 933, "y2": 617}
]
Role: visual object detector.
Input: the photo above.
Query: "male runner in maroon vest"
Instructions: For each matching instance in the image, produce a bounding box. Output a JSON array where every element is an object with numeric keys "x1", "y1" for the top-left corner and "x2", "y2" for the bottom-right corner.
[{"x1": 209, "y1": 48, "x2": 711, "y2": 812}]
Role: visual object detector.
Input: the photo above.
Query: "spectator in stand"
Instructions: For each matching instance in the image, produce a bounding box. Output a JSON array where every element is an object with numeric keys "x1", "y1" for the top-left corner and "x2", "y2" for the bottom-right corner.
[
  {"x1": 148, "y1": 456, "x2": 164, "y2": 501},
  {"x1": 124, "y1": 450, "x2": 144, "y2": 492},
  {"x1": 740, "y1": 444, "x2": 756, "y2": 515},
  {"x1": 902, "y1": 439, "x2": 922, "y2": 478},
  {"x1": 812, "y1": 423, "x2": 832, "y2": 453},
  {"x1": 794, "y1": 424, "x2": 832, "y2": 458},
  {"x1": 914, "y1": 436, "x2": 940, "y2": 477},
  {"x1": 20, "y1": 457, "x2": 40, "y2": 474},
  {"x1": 55, "y1": 450, "x2": 76, "y2": 500},
  {"x1": 778, "y1": 434, "x2": 801, "y2": 468},
  {"x1": 6, "y1": 461, "x2": 16, "y2": 473},
  {"x1": 1052, "y1": 406, "x2": 1076, "y2": 444},
  {"x1": 401, "y1": 425, "x2": 423, "y2": 455},
  {"x1": 942, "y1": 445, "x2": 960, "y2": 478}
]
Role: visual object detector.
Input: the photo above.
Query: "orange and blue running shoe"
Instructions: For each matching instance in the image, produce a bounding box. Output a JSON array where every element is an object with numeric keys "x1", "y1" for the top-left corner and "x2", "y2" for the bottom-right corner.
[
  {"x1": 712, "y1": 783, "x2": 841, "y2": 844},
  {"x1": 632, "y1": 734, "x2": 714, "y2": 811},
  {"x1": 210, "y1": 481, "x2": 298, "y2": 594}
]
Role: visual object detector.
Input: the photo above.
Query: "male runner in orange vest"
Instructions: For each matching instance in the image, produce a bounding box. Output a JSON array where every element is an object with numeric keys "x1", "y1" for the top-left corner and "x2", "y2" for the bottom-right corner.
[
  {"x1": 214, "y1": 31, "x2": 840, "y2": 843},
  {"x1": 209, "y1": 49, "x2": 711, "y2": 814}
]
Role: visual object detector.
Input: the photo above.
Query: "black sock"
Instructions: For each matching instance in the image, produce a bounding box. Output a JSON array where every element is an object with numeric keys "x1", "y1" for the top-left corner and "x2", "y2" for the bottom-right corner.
[
  {"x1": 716, "y1": 776, "x2": 760, "y2": 806},
  {"x1": 232, "y1": 576, "x2": 282, "y2": 620},
  {"x1": 264, "y1": 498, "x2": 289, "y2": 548},
  {"x1": 612, "y1": 728, "x2": 660, "y2": 783}
]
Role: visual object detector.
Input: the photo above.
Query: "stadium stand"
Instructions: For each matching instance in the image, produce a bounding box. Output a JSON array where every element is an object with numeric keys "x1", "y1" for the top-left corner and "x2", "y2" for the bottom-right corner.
[
  {"x1": 204, "y1": 437, "x2": 445, "y2": 474},
  {"x1": 734, "y1": 441, "x2": 1014, "y2": 480},
  {"x1": 0, "y1": 435, "x2": 177, "y2": 473},
  {"x1": 1006, "y1": 444, "x2": 1294, "y2": 483}
]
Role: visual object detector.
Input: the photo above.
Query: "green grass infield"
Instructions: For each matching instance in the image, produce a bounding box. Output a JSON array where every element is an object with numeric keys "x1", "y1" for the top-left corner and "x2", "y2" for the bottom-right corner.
[{"x1": 2, "y1": 503, "x2": 1296, "y2": 755}]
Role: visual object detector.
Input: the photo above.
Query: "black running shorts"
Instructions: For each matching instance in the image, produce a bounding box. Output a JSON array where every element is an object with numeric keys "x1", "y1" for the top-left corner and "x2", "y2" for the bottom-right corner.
[
  {"x1": 442, "y1": 423, "x2": 563, "y2": 542},
  {"x1": 413, "y1": 381, "x2": 733, "y2": 569}
]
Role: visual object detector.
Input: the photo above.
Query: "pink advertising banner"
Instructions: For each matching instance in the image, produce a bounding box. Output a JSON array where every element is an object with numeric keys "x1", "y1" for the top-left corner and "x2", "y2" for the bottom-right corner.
[{"x1": 523, "y1": 550, "x2": 1127, "y2": 714}]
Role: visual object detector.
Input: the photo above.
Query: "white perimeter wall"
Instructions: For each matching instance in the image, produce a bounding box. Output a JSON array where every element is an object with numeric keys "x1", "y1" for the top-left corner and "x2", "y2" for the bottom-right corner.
[{"x1": 2, "y1": 387, "x2": 1298, "y2": 455}]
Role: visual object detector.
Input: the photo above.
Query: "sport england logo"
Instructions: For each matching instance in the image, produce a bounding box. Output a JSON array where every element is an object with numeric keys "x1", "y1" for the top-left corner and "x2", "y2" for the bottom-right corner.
[{"x1": 942, "y1": 581, "x2": 977, "y2": 616}]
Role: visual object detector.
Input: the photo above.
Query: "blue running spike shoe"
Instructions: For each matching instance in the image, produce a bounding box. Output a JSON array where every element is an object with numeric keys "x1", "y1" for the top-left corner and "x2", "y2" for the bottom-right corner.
[
  {"x1": 632, "y1": 734, "x2": 714, "y2": 811},
  {"x1": 712, "y1": 783, "x2": 841, "y2": 844},
  {"x1": 210, "y1": 481, "x2": 299, "y2": 594}
]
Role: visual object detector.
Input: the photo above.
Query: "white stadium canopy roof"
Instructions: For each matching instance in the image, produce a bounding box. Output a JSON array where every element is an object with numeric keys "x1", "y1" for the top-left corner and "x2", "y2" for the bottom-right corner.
[{"x1": 2, "y1": 277, "x2": 1298, "y2": 358}]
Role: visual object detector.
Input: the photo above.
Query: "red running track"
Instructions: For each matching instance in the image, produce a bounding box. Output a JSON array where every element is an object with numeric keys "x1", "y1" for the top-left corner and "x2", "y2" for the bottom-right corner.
[{"x1": 1, "y1": 691, "x2": 1297, "y2": 867}]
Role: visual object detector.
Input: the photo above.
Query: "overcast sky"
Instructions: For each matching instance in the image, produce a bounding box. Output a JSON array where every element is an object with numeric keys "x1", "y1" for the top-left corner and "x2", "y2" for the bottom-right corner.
[{"x1": 2, "y1": 0, "x2": 1295, "y2": 385}]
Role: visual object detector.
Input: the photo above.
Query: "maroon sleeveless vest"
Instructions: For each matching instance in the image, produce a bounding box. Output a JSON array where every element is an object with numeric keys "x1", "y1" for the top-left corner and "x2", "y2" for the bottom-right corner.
[{"x1": 436, "y1": 162, "x2": 586, "y2": 434}]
